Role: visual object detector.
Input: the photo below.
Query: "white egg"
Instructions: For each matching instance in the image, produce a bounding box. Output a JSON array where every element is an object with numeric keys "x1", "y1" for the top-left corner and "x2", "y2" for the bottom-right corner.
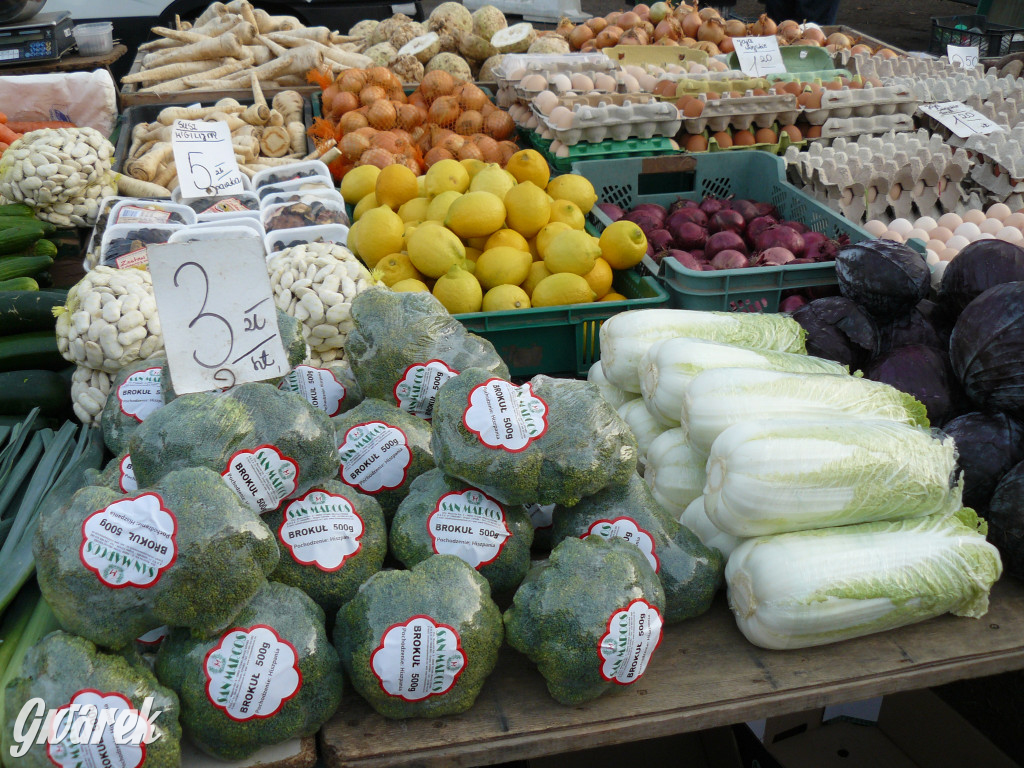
[
  {"x1": 906, "y1": 228, "x2": 930, "y2": 243},
  {"x1": 550, "y1": 106, "x2": 574, "y2": 129},
  {"x1": 946, "y1": 234, "x2": 970, "y2": 252},
  {"x1": 621, "y1": 74, "x2": 641, "y2": 92},
  {"x1": 987, "y1": 203, "x2": 1012, "y2": 221},
  {"x1": 962, "y1": 208, "x2": 987, "y2": 225},
  {"x1": 521, "y1": 73, "x2": 547, "y2": 91},
  {"x1": 593, "y1": 73, "x2": 617, "y2": 91},
  {"x1": 864, "y1": 219, "x2": 888, "y2": 236},
  {"x1": 931, "y1": 260, "x2": 948, "y2": 289},
  {"x1": 930, "y1": 226, "x2": 954, "y2": 243},
  {"x1": 940, "y1": 248, "x2": 958, "y2": 261},
  {"x1": 570, "y1": 73, "x2": 595, "y2": 92},
  {"x1": 914, "y1": 216, "x2": 938, "y2": 231},
  {"x1": 979, "y1": 217, "x2": 1004, "y2": 235},
  {"x1": 625, "y1": 65, "x2": 645, "y2": 78},
  {"x1": 637, "y1": 73, "x2": 658, "y2": 92},
  {"x1": 926, "y1": 249, "x2": 940, "y2": 265},
  {"x1": 667, "y1": 63, "x2": 685, "y2": 73},
  {"x1": 549, "y1": 74, "x2": 572, "y2": 93},
  {"x1": 881, "y1": 230, "x2": 904, "y2": 242},
  {"x1": 926, "y1": 239, "x2": 947, "y2": 253},
  {"x1": 953, "y1": 222, "x2": 981, "y2": 241},
  {"x1": 888, "y1": 217, "x2": 913, "y2": 235},
  {"x1": 998, "y1": 226, "x2": 1024, "y2": 243},
  {"x1": 709, "y1": 60, "x2": 729, "y2": 72},
  {"x1": 534, "y1": 90, "x2": 559, "y2": 115},
  {"x1": 977, "y1": 232, "x2": 996, "y2": 240},
  {"x1": 937, "y1": 212, "x2": 963, "y2": 230},
  {"x1": 1004, "y1": 212, "x2": 1024, "y2": 229},
  {"x1": 555, "y1": 143, "x2": 570, "y2": 158},
  {"x1": 509, "y1": 67, "x2": 527, "y2": 80}
]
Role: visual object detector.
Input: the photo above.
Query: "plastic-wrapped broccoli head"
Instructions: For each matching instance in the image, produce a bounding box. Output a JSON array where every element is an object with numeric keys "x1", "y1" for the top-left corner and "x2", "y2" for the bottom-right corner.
[
  {"x1": 504, "y1": 536, "x2": 666, "y2": 705},
  {"x1": 331, "y1": 399, "x2": 436, "y2": 521},
  {"x1": 345, "y1": 289, "x2": 509, "y2": 420},
  {"x1": 431, "y1": 369, "x2": 638, "y2": 506},
  {"x1": 263, "y1": 480, "x2": 387, "y2": 614},
  {"x1": 391, "y1": 468, "x2": 534, "y2": 595},
  {"x1": 154, "y1": 581, "x2": 342, "y2": 761},
  {"x1": 525, "y1": 503, "x2": 556, "y2": 552},
  {"x1": 130, "y1": 382, "x2": 340, "y2": 514},
  {"x1": 550, "y1": 472, "x2": 723, "y2": 624},
  {"x1": 93, "y1": 451, "x2": 138, "y2": 493},
  {"x1": 2, "y1": 631, "x2": 181, "y2": 768},
  {"x1": 334, "y1": 555, "x2": 503, "y2": 719},
  {"x1": 34, "y1": 467, "x2": 280, "y2": 649},
  {"x1": 277, "y1": 359, "x2": 364, "y2": 417},
  {"x1": 101, "y1": 356, "x2": 167, "y2": 456}
]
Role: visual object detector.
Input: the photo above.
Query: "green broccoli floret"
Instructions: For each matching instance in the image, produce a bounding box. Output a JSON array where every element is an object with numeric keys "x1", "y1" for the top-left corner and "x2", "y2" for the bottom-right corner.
[
  {"x1": 263, "y1": 480, "x2": 386, "y2": 614},
  {"x1": 431, "y1": 369, "x2": 638, "y2": 507},
  {"x1": 345, "y1": 289, "x2": 509, "y2": 418},
  {"x1": 550, "y1": 472, "x2": 723, "y2": 624},
  {"x1": 334, "y1": 555, "x2": 503, "y2": 719},
  {"x1": 390, "y1": 468, "x2": 534, "y2": 595},
  {"x1": 331, "y1": 398, "x2": 436, "y2": 521},
  {"x1": 154, "y1": 581, "x2": 342, "y2": 761},
  {"x1": 3, "y1": 631, "x2": 182, "y2": 768},
  {"x1": 504, "y1": 536, "x2": 666, "y2": 705},
  {"x1": 100, "y1": 356, "x2": 167, "y2": 456},
  {"x1": 34, "y1": 467, "x2": 280, "y2": 649},
  {"x1": 129, "y1": 382, "x2": 340, "y2": 513},
  {"x1": 277, "y1": 359, "x2": 364, "y2": 417}
]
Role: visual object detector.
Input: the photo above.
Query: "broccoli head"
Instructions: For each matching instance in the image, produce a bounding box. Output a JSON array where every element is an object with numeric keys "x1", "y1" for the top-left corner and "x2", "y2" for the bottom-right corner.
[
  {"x1": 390, "y1": 468, "x2": 534, "y2": 595},
  {"x1": 92, "y1": 452, "x2": 137, "y2": 494},
  {"x1": 154, "y1": 581, "x2": 342, "y2": 761},
  {"x1": 550, "y1": 472, "x2": 724, "y2": 624},
  {"x1": 34, "y1": 467, "x2": 280, "y2": 649},
  {"x1": 101, "y1": 356, "x2": 167, "y2": 456},
  {"x1": 334, "y1": 555, "x2": 503, "y2": 719},
  {"x1": 263, "y1": 479, "x2": 387, "y2": 614},
  {"x1": 3, "y1": 631, "x2": 181, "y2": 768},
  {"x1": 504, "y1": 536, "x2": 666, "y2": 705},
  {"x1": 431, "y1": 369, "x2": 638, "y2": 507},
  {"x1": 331, "y1": 398, "x2": 436, "y2": 521},
  {"x1": 277, "y1": 359, "x2": 364, "y2": 417}
]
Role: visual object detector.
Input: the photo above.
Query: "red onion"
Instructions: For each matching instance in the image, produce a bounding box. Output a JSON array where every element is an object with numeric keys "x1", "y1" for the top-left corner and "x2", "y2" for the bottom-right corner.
[
  {"x1": 667, "y1": 206, "x2": 708, "y2": 229},
  {"x1": 711, "y1": 249, "x2": 749, "y2": 270},
  {"x1": 804, "y1": 235, "x2": 840, "y2": 262},
  {"x1": 802, "y1": 230, "x2": 827, "y2": 249},
  {"x1": 705, "y1": 230, "x2": 748, "y2": 258},
  {"x1": 789, "y1": 257, "x2": 815, "y2": 264},
  {"x1": 779, "y1": 295, "x2": 809, "y2": 312},
  {"x1": 624, "y1": 210, "x2": 664, "y2": 235},
  {"x1": 669, "y1": 220, "x2": 707, "y2": 250},
  {"x1": 670, "y1": 198, "x2": 701, "y2": 212},
  {"x1": 730, "y1": 199, "x2": 762, "y2": 223},
  {"x1": 754, "y1": 201, "x2": 778, "y2": 218},
  {"x1": 699, "y1": 197, "x2": 728, "y2": 216},
  {"x1": 746, "y1": 215, "x2": 778, "y2": 240},
  {"x1": 664, "y1": 249, "x2": 704, "y2": 271},
  {"x1": 630, "y1": 203, "x2": 668, "y2": 224},
  {"x1": 710, "y1": 209, "x2": 745, "y2": 236},
  {"x1": 648, "y1": 228, "x2": 673, "y2": 253},
  {"x1": 754, "y1": 225, "x2": 805, "y2": 256},
  {"x1": 779, "y1": 219, "x2": 809, "y2": 234},
  {"x1": 689, "y1": 249, "x2": 706, "y2": 261},
  {"x1": 758, "y1": 246, "x2": 796, "y2": 265},
  {"x1": 597, "y1": 202, "x2": 625, "y2": 222}
]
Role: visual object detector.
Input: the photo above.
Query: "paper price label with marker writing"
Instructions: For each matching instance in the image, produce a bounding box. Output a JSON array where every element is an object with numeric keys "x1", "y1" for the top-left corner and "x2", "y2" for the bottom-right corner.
[
  {"x1": 171, "y1": 119, "x2": 245, "y2": 200},
  {"x1": 147, "y1": 238, "x2": 290, "y2": 394},
  {"x1": 919, "y1": 101, "x2": 1003, "y2": 138},
  {"x1": 947, "y1": 45, "x2": 979, "y2": 69},
  {"x1": 733, "y1": 36, "x2": 786, "y2": 76}
]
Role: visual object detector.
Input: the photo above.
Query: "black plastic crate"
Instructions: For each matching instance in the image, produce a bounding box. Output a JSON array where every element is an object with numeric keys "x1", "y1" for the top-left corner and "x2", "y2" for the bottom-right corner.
[{"x1": 930, "y1": 14, "x2": 1024, "y2": 57}]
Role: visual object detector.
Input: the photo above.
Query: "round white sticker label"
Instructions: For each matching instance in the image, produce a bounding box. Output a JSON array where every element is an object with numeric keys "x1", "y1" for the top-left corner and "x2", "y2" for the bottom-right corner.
[
  {"x1": 462, "y1": 379, "x2": 548, "y2": 452},
  {"x1": 583, "y1": 517, "x2": 659, "y2": 572},
  {"x1": 221, "y1": 445, "x2": 300, "y2": 514},
  {"x1": 278, "y1": 489, "x2": 363, "y2": 572},
  {"x1": 46, "y1": 690, "x2": 152, "y2": 768},
  {"x1": 136, "y1": 625, "x2": 170, "y2": 649},
  {"x1": 80, "y1": 494, "x2": 177, "y2": 589},
  {"x1": 204, "y1": 625, "x2": 301, "y2": 721},
  {"x1": 116, "y1": 367, "x2": 164, "y2": 423},
  {"x1": 526, "y1": 503, "x2": 555, "y2": 530},
  {"x1": 428, "y1": 489, "x2": 510, "y2": 569},
  {"x1": 338, "y1": 421, "x2": 411, "y2": 494},
  {"x1": 119, "y1": 454, "x2": 137, "y2": 493},
  {"x1": 278, "y1": 365, "x2": 347, "y2": 417},
  {"x1": 598, "y1": 599, "x2": 663, "y2": 685},
  {"x1": 393, "y1": 359, "x2": 458, "y2": 420},
  {"x1": 370, "y1": 616, "x2": 466, "y2": 702}
]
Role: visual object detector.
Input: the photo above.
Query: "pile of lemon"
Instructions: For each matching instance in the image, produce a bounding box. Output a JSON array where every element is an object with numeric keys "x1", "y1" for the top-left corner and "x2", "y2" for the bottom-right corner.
[{"x1": 342, "y1": 149, "x2": 648, "y2": 314}]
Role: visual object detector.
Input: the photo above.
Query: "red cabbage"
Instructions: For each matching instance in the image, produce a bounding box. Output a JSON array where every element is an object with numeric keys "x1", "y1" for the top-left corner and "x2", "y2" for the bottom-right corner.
[
  {"x1": 865, "y1": 344, "x2": 957, "y2": 425},
  {"x1": 704, "y1": 231, "x2": 748, "y2": 258},
  {"x1": 944, "y1": 411, "x2": 1024, "y2": 510},
  {"x1": 987, "y1": 460, "x2": 1024, "y2": 579},
  {"x1": 938, "y1": 238, "x2": 1024, "y2": 317},
  {"x1": 835, "y1": 239, "x2": 930, "y2": 319},
  {"x1": 792, "y1": 296, "x2": 880, "y2": 369},
  {"x1": 876, "y1": 299, "x2": 952, "y2": 355}
]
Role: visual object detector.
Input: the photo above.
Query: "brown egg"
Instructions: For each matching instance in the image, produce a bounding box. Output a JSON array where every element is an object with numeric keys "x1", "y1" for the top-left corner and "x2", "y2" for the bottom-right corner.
[
  {"x1": 705, "y1": 90, "x2": 722, "y2": 100},
  {"x1": 733, "y1": 129, "x2": 756, "y2": 146},
  {"x1": 782, "y1": 81, "x2": 802, "y2": 96},
  {"x1": 655, "y1": 79, "x2": 677, "y2": 97},
  {"x1": 806, "y1": 82, "x2": 823, "y2": 94},
  {"x1": 682, "y1": 99, "x2": 705, "y2": 117},
  {"x1": 824, "y1": 79, "x2": 843, "y2": 90},
  {"x1": 752, "y1": 88, "x2": 768, "y2": 96},
  {"x1": 797, "y1": 90, "x2": 822, "y2": 109},
  {"x1": 728, "y1": 90, "x2": 743, "y2": 98},
  {"x1": 754, "y1": 127, "x2": 778, "y2": 144},
  {"x1": 780, "y1": 124, "x2": 803, "y2": 142},
  {"x1": 804, "y1": 124, "x2": 822, "y2": 138},
  {"x1": 685, "y1": 133, "x2": 709, "y2": 152},
  {"x1": 847, "y1": 78, "x2": 864, "y2": 89},
  {"x1": 712, "y1": 131, "x2": 733, "y2": 148}
]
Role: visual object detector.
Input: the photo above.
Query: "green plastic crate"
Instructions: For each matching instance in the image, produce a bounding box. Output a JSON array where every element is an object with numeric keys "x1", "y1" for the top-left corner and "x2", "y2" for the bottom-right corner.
[
  {"x1": 528, "y1": 131, "x2": 678, "y2": 172},
  {"x1": 577, "y1": 152, "x2": 871, "y2": 313},
  {"x1": 455, "y1": 269, "x2": 668, "y2": 378}
]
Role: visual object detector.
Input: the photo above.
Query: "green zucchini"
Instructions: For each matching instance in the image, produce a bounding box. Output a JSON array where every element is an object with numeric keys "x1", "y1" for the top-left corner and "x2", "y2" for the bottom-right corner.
[
  {"x1": 0, "y1": 278, "x2": 39, "y2": 292},
  {"x1": 0, "y1": 332, "x2": 65, "y2": 372},
  {"x1": 0, "y1": 255, "x2": 52, "y2": 281},
  {"x1": 0, "y1": 369, "x2": 69, "y2": 415},
  {"x1": 0, "y1": 226, "x2": 45, "y2": 255},
  {"x1": 0, "y1": 203, "x2": 35, "y2": 217},
  {"x1": 0, "y1": 291, "x2": 65, "y2": 333}
]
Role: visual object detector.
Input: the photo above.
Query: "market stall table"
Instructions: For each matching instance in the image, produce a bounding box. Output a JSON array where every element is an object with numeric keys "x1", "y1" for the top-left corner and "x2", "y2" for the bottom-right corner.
[{"x1": 320, "y1": 578, "x2": 1024, "y2": 768}]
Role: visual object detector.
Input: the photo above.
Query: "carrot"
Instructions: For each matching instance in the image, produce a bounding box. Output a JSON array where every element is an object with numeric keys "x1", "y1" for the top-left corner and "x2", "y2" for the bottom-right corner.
[
  {"x1": 0, "y1": 125, "x2": 22, "y2": 145},
  {"x1": 4, "y1": 121, "x2": 76, "y2": 132}
]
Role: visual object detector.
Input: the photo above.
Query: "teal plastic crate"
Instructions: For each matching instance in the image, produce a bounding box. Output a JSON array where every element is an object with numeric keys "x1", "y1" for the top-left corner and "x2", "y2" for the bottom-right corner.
[
  {"x1": 577, "y1": 152, "x2": 871, "y2": 313},
  {"x1": 528, "y1": 131, "x2": 678, "y2": 172},
  {"x1": 456, "y1": 269, "x2": 668, "y2": 378}
]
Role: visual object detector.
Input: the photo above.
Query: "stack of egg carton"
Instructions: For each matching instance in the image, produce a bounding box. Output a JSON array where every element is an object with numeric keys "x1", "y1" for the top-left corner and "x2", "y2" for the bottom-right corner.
[
  {"x1": 529, "y1": 92, "x2": 681, "y2": 145},
  {"x1": 960, "y1": 126, "x2": 1024, "y2": 201},
  {"x1": 800, "y1": 84, "x2": 918, "y2": 137},
  {"x1": 493, "y1": 54, "x2": 620, "y2": 110},
  {"x1": 680, "y1": 92, "x2": 798, "y2": 134},
  {"x1": 784, "y1": 129, "x2": 972, "y2": 223}
]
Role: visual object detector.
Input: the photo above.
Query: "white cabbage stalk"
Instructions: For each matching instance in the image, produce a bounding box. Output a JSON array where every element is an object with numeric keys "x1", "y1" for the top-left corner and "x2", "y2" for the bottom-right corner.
[
  {"x1": 683, "y1": 367, "x2": 929, "y2": 454},
  {"x1": 617, "y1": 398, "x2": 669, "y2": 474},
  {"x1": 587, "y1": 361, "x2": 639, "y2": 411},
  {"x1": 599, "y1": 309, "x2": 807, "y2": 393},
  {"x1": 680, "y1": 497, "x2": 743, "y2": 559},
  {"x1": 726, "y1": 509, "x2": 1002, "y2": 650},
  {"x1": 640, "y1": 338, "x2": 848, "y2": 426},
  {"x1": 644, "y1": 428, "x2": 706, "y2": 515},
  {"x1": 704, "y1": 419, "x2": 963, "y2": 537}
]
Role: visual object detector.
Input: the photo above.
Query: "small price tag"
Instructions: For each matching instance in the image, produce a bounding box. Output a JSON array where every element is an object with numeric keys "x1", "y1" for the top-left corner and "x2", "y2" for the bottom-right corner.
[
  {"x1": 171, "y1": 119, "x2": 245, "y2": 200},
  {"x1": 947, "y1": 45, "x2": 979, "y2": 68},
  {"x1": 147, "y1": 238, "x2": 290, "y2": 394},
  {"x1": 733, "y1": 36, "x2": 786, "y2": 77},
  {"x1": 919, "y1": 101, "x2": 1003, "y2": 138}
]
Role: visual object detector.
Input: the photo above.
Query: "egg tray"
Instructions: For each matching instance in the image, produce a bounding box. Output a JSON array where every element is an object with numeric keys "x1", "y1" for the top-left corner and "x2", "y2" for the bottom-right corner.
[
  {"x1": 888, "y1": 71, "x2": 1024, "y2": 107},
  {"x1": 761, "y1": 67, "x2": 854, "y2": 84},
  {"x1": 798, "y1": 84, "x2": 919, "y2": 125},
  {"x1": 684, "y1": 126, "x2": 804, "y2": 156},
  {"x1": 680, "y1": 93, "x2": 800, "y2": 134},
  {"x1": 529, "y1": 94, "x2": 682, "y2": 146},
  {"x1": 526, "y1": 131, "x2": 677, "y2": 172},
  {"x1": 959, "y1": 126, "x2": 1024, "y2": 196},
  {"x1": 849, "y1": 51, "x2": 986, "y2": 83},
  {"x1": 512, "y1": 74, "x2": 625, "y2": 105},
  {"x1": 493, "y1": 53, "x2": 619, "y2": 85},
  {"x1": 656, "y1": 74, "x2": 772, "y2": 97}
]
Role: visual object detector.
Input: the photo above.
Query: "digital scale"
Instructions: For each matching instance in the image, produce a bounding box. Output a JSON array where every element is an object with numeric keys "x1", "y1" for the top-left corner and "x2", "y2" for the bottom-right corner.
[{"x1": 0, "y1": 12, "x2": 76, "y2": 64}]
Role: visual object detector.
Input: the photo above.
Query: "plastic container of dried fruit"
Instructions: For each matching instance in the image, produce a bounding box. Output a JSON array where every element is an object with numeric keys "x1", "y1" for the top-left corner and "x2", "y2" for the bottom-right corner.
[
  {"x1": 99, "y1": 223, "x2": 185, "y2": 270},
  {"x1": 251, "y1": 160, "x2": 333, "y2": 191},
  {"x1": 262, "y1": 196, "x2": 349, "y2": 233},
  {"x1": 265, "y1": 223, "x2": 351, "y2": 258}
]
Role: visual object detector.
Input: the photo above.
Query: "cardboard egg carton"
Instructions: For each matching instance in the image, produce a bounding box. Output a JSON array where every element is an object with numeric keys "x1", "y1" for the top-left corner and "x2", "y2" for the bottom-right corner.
[
  {"x1": 813, "y1": 113, "x2": 916, "y2": 139},
  {"x1": 960, "y1": 126, "x2": 1024, "y2": 197},
  {"x1": 530, "y1": 93, "x2": 681, "y2": 145},
  {"x1": 798, "y1": 84, "x2": 918, "y2": 125},
  {"x1": 849, "y1": 52, "x2": 985, "y2": 83},
  {"x1": 889, "y1": 71, "x2": 1024, "y2": 105},
  {"x1": 680, "y1": 92, "x2": 799, "y2": 134},
  {"x1": 493, "y1": 53, "x2": 621, "y2": 108}
]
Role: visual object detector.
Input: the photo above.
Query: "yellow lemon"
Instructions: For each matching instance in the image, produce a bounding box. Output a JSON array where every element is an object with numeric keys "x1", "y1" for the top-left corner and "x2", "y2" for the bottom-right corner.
[
  {"x1": 535, "y1": 221, "x2": 573, "y2": 259},
  {"x1": 506, "y1": 149, "x2": 550, "y2": 188},
  {"x1": 504, "y1": 181, "x2": 551, "y2": 238},
  {"x1": 417, "y1": 175, "x2": 427, "y2": 196},
  {"x1": 601, "y1": 292, "x2": 627, "y2": 302},
  {"x1": 391, "y1": 278, "x2": 431, "y2": 293},
  {"x1": 543, "y1": 230, "x2": 601, "y2": 275},
  {"x1": 545, "y1": 175, "x2": 598, "y2": 214},
  {"x1": 474, "y1": 246, "x2": 533, "y2": 291},
  {"x1": 531, "y1": 273, "x2": 596, "y2": 307},
  {"x1": 461, "y1": 158, "x2": 488, "y2": 178},
  {"x1": 549, "y1": 199, "x2": 585, "y2": 230},
  {"x1": 403, "y1": 222, "x2": 419, "y2": 250},
  {"x1": 352, "y1": 192, "x2": 379, "y2": 221},
  {"x1": 375, "y1": 252, "x2": 424, "y2": 286},
  {"x1": 521, "y1": 261, "x2": 552, "y2": 297},
  {"x1": 408, "y1": 222, "x2": 467, "y2": 278},
  {"x1": 465, "y1": 247, "x2": 482, "y2": 264},
  {"x1": 599, "y1": 220, "x2": 648, "y2": 270},
  {"x1": 432, "y1": 265, "x2": 482, "y2": 314},
  {"x1": 350, "y1": 206, "x2": 404, "y2": 268},
  {"x1": 483, "y1": 284, "x2": 531, "y2": 312},
  {"x1": 375, "y1": 164, "x2": 419, "y2": 210},
  {"x1": 485, "y1": 228, "x2": 530, "y2": 253},
  {"x1": 346, "y1": 220, "x2": 362, "y2": 257},
  {"x1": 470, "y1": 164, "x2": 516, "y2": 199},
  {"x1": 582, "y1": 257, "x2": 614, "y2": 299},
  {"x1": 425, "y1": 158, "x2": 470, "y2": 196},
  {"x1": 445, "y1": 191, "x2": 506, "y2": 239},
  {"x1": 398, "y1": 196, "x2": 430, "y2": 223},
  {"x1": 340, "y1": 165, "x2": 380, "y2": 204},
  {"x1": 426, "y1": 190, "x2": 462, "y2": 222}
]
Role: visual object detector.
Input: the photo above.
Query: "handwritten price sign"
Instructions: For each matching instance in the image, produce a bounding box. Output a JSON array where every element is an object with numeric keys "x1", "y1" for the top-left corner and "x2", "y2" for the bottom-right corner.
[
  {"x1": 947, "y1": 45, "x2": 979, "y2": 69},
  {"x1": 147, "y1": 238, "x2": 290, "y2": 394},
  {"x1": 171, "y1": 119, "x2": 245, "y2": 200},
  {"x1": 734, "y1": 36, "x2": 787, "y2": 77},
  {"x1": 919, "y1": 101, "x2": 1003, "y2": 138}
]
